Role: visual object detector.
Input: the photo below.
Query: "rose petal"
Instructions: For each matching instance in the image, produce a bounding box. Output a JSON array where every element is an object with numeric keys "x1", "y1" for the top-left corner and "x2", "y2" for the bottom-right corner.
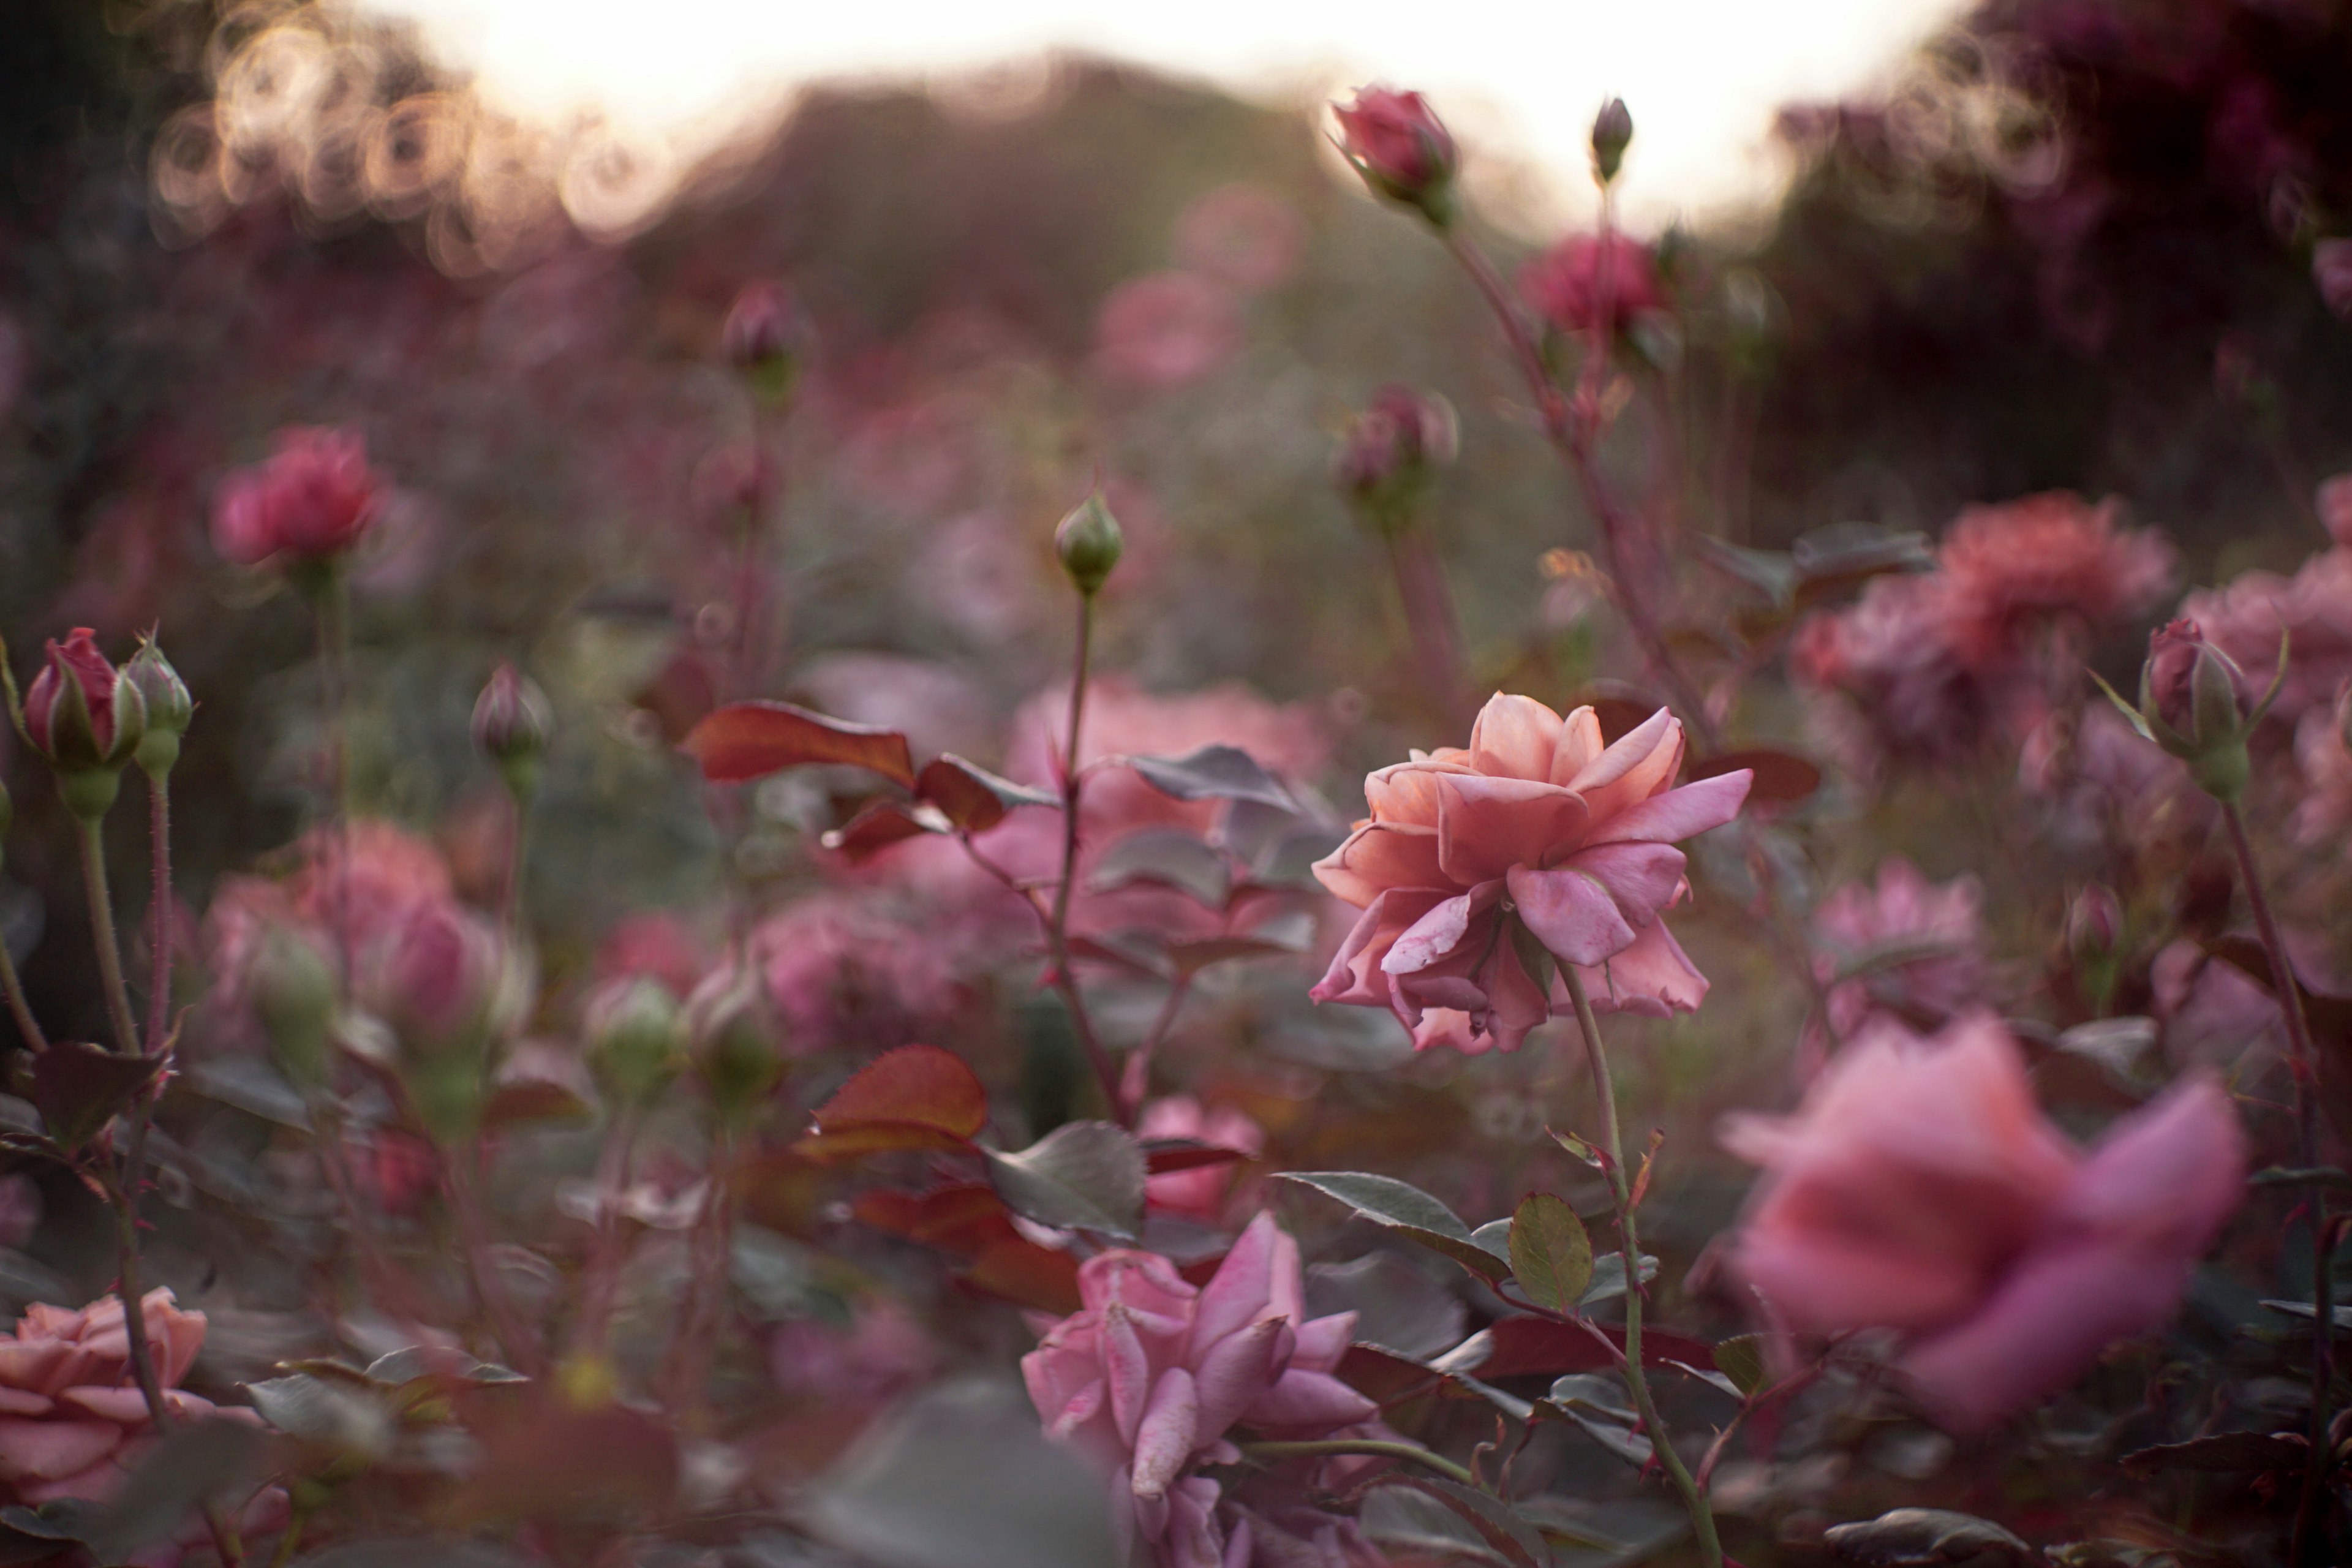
[
  {"x1": 1311, "y1": 822, "x2": 1450, "y2": 908},
  {"x1": 0, "y1": 1417, "x2": 124, "y2": 1483},
  {"x1": 1131, "y1": 1368, "x2": 1199, "y2": 1501},
  {"x1": 1584, "y1": 770, "x2": 1751, "y2": 848},
  {"x1": 1436, "y1": 775, "x2": 1589, "y2": 886},
  {"x1": 1506, "y1": 864, "x2": 1638, "y2": 967},
  {"x1": 1548, "y1": 706, "x2": 1608, "y2": 785},
  {"x1": 1566, "y1": 708, "x2": 1683, "y2": 823},
  {"x1": 1467, "y1": 693, "x2": 1564, "y2": 782}
]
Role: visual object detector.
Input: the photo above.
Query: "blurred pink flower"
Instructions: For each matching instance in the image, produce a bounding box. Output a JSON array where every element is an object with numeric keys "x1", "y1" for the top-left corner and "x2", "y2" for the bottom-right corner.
[
  {"x1": 0, "y1": 1291, "x2": 255, "y2": 1504},
  {"x1": 1332, "y1": 89, "x2": 1457, "y2": 213},
  {"x1": 1137, "y1": 1096, "x2": 1265, "y2": 1221},
  {"x1": 1093, "y1": 272, "x2": 1243, "y2": 390},
  {"x1": 1937, "y1": 492, "x2": 2173, "y2": 663},
  {"x1": 209, "y1": 426, "x2": 387, "y2": 567},
  {"x1": 769, "y1": 1299, "x2": 935, "y2": 1406},
  {"x1": 0, "y1": 1177, "x2": 39, "y2": 1253},
  {"x1": 594, "y1": 912, "x2": 711, "y2": 1000},
  {"x1": 2316, "y1": 473, "x2": 2352, "y2": 548},
  {"x1": 1335, "y1": 385, "x2": 1458, "y2": 503},
  {"x1": 752, "y1": 891, "x2": 971, "y2": 1055},
  {"x1": 1173, "y1": 184, "x2": 1305, "y2": 293},
  {"x1": 1519, "y1": 235, "x2": 1667, "y2": 336},
  {"x1": 1811, "y1": 858, "x2": 1987, "y2": 1041},
  {"x1": 1724, "y1": 1011, "x2": 2245, "y2": 1431},
  {"x1": 2293, "y1": 685, "x2": 2352, "y2": 844},
  {"x1": 2312, "y1": 238, "x2": 2352, "y2": 320},
  {"x1": 1312, "y1": 694, "x2": 1751, "y2": 1052},
  {"x1": 2179, "y1": 545, "x2": 2352, "y2": 723},
  {"x1": 1792, "y1": 574, "x2": 2005, "y2": 765},
  {"x1": 1023, "y1": 1213, "x2": 1379, "y2": 1567}
]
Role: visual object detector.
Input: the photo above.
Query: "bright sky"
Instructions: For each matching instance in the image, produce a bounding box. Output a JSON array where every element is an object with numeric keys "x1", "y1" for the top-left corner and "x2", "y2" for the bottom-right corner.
[{"x1": 353, "y1": 0, "x2": 1964, "y2": 232}]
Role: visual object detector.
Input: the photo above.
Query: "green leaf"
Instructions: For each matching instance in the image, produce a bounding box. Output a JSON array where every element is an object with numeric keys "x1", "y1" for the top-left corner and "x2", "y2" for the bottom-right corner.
[
  {"x1": 243, "y1": 1374, "x2": 396, "y2": 1460},
  {"x1": 1122, "y1": 745, "x2": 1294, "y2": 810},
  {"x1": 76, "y1": 1419, "x2": 264, "y2": 1562},
  {"x1": 1712, "y1": 1333, "x2": 1768, "y2": 1398},
  {"x1": 984, "y1": 1120, "x2": 1146, "y2": 1239},
  {"x1": 1090, "y1": 828, "x2": 1231, "y2": 907},
  {"x1": 1392, "y1": 1477, "x2": 1554, "y2": 1568},
  {"x1": 1578, "y1": 1250, "x2": 1658, "y2": 1308},
  {"x1": 1278, "y1": 1172, "x2": 1511, "y2": 1286},
  {"x1": 1506, "y1": 1194, "x2": 1593, "y2": 1314}
]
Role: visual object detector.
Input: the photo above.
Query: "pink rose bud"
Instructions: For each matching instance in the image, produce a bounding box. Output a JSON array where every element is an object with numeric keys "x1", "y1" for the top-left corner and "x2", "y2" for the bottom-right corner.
[
  {"x1": 2128, "y1": 619, "x2": 2263, "y2": 801},
  {"x1": 1335, "y1": 385, "x2": 1458, "y2": 526},
  {"x1": 19, "y1": 628, "x2": 146, "y2": 813},
  {"x1": 209, "y1": 426, "x2": 388, "y2": 570},
  {"x1": 471, "y1": 662, "x2": 554, "y2": 799},
  {"x1": 2065, "y1": 883, "x2": 2124, "y2": 954},
  {"x1": 1590, "y1": 97, "x2": 1634, "y2": 185},
  {"x1": 122, "y1": 638, "x2": 192, "y2": 777},
  {"x1": 722, "y1": 281, "x2": 810, "y2": 402},
  {"x1": 1333, "y1": 88, "x2": 1458, "y2": 224}
]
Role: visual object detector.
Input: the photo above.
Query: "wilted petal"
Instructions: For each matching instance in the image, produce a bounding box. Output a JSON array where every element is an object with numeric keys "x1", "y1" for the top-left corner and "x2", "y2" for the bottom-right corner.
[
  {"x1": 1435, "y1": 775, "x2": 1589, "y2": 886},
  {"x1": 1243, "y1": 1368, "x2": 1379, "y2": 1433},
  {"x1": 1191, "y1": 1317, "x2": 1286, "y2": 1441},
  {"x1": 1313, "y1": 888, "x2": 1449, "y2": 1008},
  {"x1": 1193, "y1": 1214, "x2": 1280, "y2": 1351},
  {"x1": 1289, "y1": 1312, "x2": 1356, "y2": 1372},
  {"x1": 1381, "y1": 888, "x2": 1491, "y2": 980},
  {"x1": 1131, "y1": 1368, "x2": 1200, "y2": 1501},
  {"x1": 1564, "y1": 919, "x2": 1709, "y2": 1016},
  {"x1": 1103, "y1": 1306, "x2": 1155, "y2": 1447},
  {"x1": 1466, "y1": 693, "x2": 1564, "y2": 782}
]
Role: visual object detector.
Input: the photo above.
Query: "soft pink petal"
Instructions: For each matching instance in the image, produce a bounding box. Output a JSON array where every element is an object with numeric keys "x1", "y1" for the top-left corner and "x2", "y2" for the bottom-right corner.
[
  {"x1": 1311, "y1": 888, "x2": 1449, "y2": 1007},
  {"x1": 2065, "y1": 1071, "x2": 2247, "y2": 1249},
  {"x1": 58, "y1": 1386, "x2": 154, "y2": 1423},
  {"x1": 1548, "y1": 706, "x2": 1608, "y2": 785},
  {"x1": 1509, "y1": 861, "x2": 1645, "y2": 967},
  {"x1": 1434, "y1": 775, "x2": 1589, "y2": 886},
  {"x1": 1193, "y1": 1214, "x2": 1280, "y2": 1351},
  {"x1": 1130, "y1": 1368, "x2": 1199, "y2": 1501},
  {"x1": 1191, "y1": 1317, "x2": 1286, "y2": 1441},
  {"x1": 1584, "y1": 770, "x2": 1751, "y2": 848},
  {"x1": 1289, "y1": 1312, "x2": 1356, "y2": 1372},
  {"x1": 1467, "y1": 693, "x2": 1564, "y2": 782},
  {"x1": 1311, "y1": 822, "x2": 1450, "y2": 908},
  {"x1": 1381, "y1": 888, "x2": 1491, "y2": 979},
  {"x1": 1563, "y1": 919, "x2": 1709, "y2": 1017},
  {"x1": 1362, "y1": 759, "x2": 1472, "y2": 829},
  {"x1": 1102, "y1": 1306, "x2": 1155, "y2": 1447},
  {"x1": 1566, "y1": 709, "x2": 1683, "y2": 823},
  {"x1": 0, "y1": 1417, "x2": 124, "y2": 1483},
  {"x1": 1242, "y1": 1369, "x2": 1379, "y2": 1434}
]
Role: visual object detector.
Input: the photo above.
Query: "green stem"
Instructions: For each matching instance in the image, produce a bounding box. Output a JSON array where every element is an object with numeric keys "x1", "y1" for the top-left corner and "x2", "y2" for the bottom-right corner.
[
  {"x1": 1561, "y1": 967, "x2": 1723, "y2": 1568},
  {"x1": 146, "y1": 772, "x2": 172, "y2": 1053},
  {"x1": 1240, "y1": 1439, "x2": 1477, "y2": 1490},
  {"x1": 77, "y1": 815, "x2": 141, "y2": 1057},
  {"x1": 2222, "y1": 802, "x2": 2332, "y2": 1564},
  {"x1": 1045, "y1": 593, "x2": 1125, "y2": 1124},
  {"x1": 0, "y1": 943, "x2": 45, "y2": 1054}
]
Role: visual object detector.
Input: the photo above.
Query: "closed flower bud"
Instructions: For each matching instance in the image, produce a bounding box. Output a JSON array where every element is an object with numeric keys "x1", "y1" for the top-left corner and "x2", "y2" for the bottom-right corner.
[
  {"x1": 18, "y1": 628, "x2": 146, "y2": 816},
  {"x1": 584, "y1": 974, "x2": 683, "y2": 1109},
  {"x1": 471, "y1": 663, "x2": 554, "y2": 801},
  {"x1": 722, "y1": 282, "x2": 810, "y2": 405},
  {"x1": 1591, "y1": 98, "x2": 1634, "y2": 185},
  {"x1": 2065, "y1": 883, "x2": 2123, "y2": 955},
  {"x1": 1054, "y1": 493, "x2": 1125, "y2": 597},
  {"x1": 685, "y1": 963, "x2": 785, "y2": 1128},
  {"x1": 1333, "y1": 88, "x2": 1458, "y2": 225},
  {"x1": 251, "y1": 922, "x2": 339, "y2": 1091},
  {"x1": 2110, "y1": 619, "x2": 2279, "y2": 804},
  {"x1": 1335, "y1": 385, "x2": 1458, "y2": 530},
  {"x1": 124, "y1": 639, "x2": 193, "y2": 778}
]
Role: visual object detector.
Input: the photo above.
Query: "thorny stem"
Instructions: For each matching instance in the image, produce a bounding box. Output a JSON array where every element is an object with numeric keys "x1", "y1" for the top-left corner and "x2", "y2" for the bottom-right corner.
[
  {"x1": 1046, "y1": 593, "x2": 1126, "y2": 1125},
  {"x1": 78, "y1": 816, "x2": 142, "y2": 1057},
  {"x1": 2222, "y1": 802, "x2": 2332, "y2": 1564},
  {"x1": 146, "y1": 774, "x2": 173, "y2": 1052},
  {"x1": 1561, "y1": 966, "x2": 1724, "y2": 1568},
  {"x1": 1238, "y1": 1439, "x2": 1477, "y2": 1490},
  {"x1": 0, "y1": 943, "x2": 45, "y2": 1054}
]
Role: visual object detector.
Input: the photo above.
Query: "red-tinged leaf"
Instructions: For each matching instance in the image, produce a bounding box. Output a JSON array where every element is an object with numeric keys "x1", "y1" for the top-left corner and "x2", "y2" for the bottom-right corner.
[
  {"x1": 734, "y1": 1148, "x2": 827, "y2": 1235},
  {"x1": 959, "y1": 1235, "x2": 1083, "y2": 1314},
  {"x1": 682, "y1": 700, "x2": 916, "y2": 786},
  {"x1": 814, "y1": 1045, "x2": 987, "y2": 1139},
  {"x1": 794, "y1": 1121, "x2": 981, "y2": 1164},
  {"x1": 823, "y1": 799, "x2": 949, "y2": 860},
  {"x1": 1689, "y1": 747, "x2": 1820, "y2": 804},
  {"x1": 853, "y1": 1183, "x2": 1016, "y2": 1254},
  {"x1": 1140, "y1": 1139, "x2": 1246, "y2": 1176},
  {"x1": 1628, "y1": 1129, "x2": 1663, "y2": 1210},
  {"x1": 916, "y1": 755, "x2": 1058, "y2": 832},
  {"x1": 1469, "y1": 1314, "x2": 1718, "y2": 1379},
  {"x1": 1336, "y1": 1344, "x2": 1449, "y2": 1408},
  {"x1": 449, "y1": 1398, "x2": 677, "y2": 1524},
  {"x1": 27, "y1": 1042, "x2": 160, "y2": 1154},
  {"x1": 2121, "y1": 1430, "x2": 2310, "y2": 1474}
]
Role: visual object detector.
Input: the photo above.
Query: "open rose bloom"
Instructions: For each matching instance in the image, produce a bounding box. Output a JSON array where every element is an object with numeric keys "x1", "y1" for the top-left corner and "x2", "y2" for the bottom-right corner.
[
  {"x1": 1723, "y1": 1011, "x2": 2246, "y2": 1431},
  {"x1": 1023, "y1": 1213, "x2": 1381, "y2": 1567},
  {"x1": 1311, "y1": 693, "x2": 1751, "y2": 1052}
]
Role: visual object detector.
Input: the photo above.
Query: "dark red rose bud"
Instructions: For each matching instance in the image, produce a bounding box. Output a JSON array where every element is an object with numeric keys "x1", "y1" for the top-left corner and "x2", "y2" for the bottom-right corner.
[
  {"x1": 20, "y1": 628, "x2": 145, "y2": 807},
  {"x1": 1333, "y1": 88, "x2": 1458, "y2": 225},
  {"x1": 1591, "y1": 98, "x2": 1634, "y2": 184}
]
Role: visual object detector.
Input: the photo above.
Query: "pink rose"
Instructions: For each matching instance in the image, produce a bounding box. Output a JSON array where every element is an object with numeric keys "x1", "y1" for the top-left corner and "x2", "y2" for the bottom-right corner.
[
  {"x1": 1137, "y1": 1096, "x2": 1265, "y2": 1221},
  {"x1": 1311, "y1": 693, "x2": 1751, "y2": 1052},
  {"x1": 1023, "y1": 1213, "x2": 1379, "y2": 1567},
  {"x1": 1332, "y1": 89, "x2": 1457, "y2": 214},
  {"x1": 1811, "y1": 858, "x2": 1986, "y2": 1042},
  {"x1": 1518, "y1": 234, "x2": 1667, "y2": 336},
  {"x1": 1936, "y1": 492, "x2": 2174, "y2": 664},
  {"x1": 1723, "y1": 1011, "x2": 2245, "y2": 1431},
  {"x1": 209, "y1": 426, "x2": 386, "y2": 567}
]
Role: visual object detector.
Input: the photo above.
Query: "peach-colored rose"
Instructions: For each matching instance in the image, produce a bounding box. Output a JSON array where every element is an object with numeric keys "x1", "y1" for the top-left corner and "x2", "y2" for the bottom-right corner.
[
  {"x1": 1311, "y1": 694, "x2": 1751, "y2": 1052},
  {"x1": 1723, "y1": 1012, "x2": 2245, "y2": 1431}
]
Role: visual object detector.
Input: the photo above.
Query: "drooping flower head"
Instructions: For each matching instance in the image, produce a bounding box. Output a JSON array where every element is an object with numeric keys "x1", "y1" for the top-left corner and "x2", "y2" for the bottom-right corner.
[
  {"x1": 1023, "y1": 1213, "x2": 1379, "y2": 1567},
  {"x1": 209, "y1": 426, "x2": 387, "y2": 568},
  {"x1": 1722, "y1": 1011, "x2": 2245, "y2": 1430},
  {"x1": 1311, "y1": 693, "x2": 1751, "y2": 1053}
]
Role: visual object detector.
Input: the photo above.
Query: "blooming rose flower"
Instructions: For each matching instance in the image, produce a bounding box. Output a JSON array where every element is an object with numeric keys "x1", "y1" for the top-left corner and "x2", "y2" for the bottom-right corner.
[
  {"x1": 1023, "y1": 1213, "x2": 1381, "y2": 1568},
  {"x1": 1935, "y1": 492, "x2": 2174, "y2": 663},
  {"x1": 1332, "y1": 89, "x2": 1457, "y2": 215},
  {"x1": 1811, "y1": 858, "x2": 1986, "y2": 1042},
  {"x1": 1311, "y1": 694, "x2": 1751, "y2": 1052},
  {"x1": 1723, "y1": 1011, "x2": 2245, "y2": 1431},
  {"x1": 1518, "y1": 234, "x2": 1667, "y2": 336},
  {"x1": 752, "y1": 890, "x2": 971, "y2": 1056},
  {"x1": 1792, "y1": 574, "x2": 2010, "y2": 767},
  {"x1": 209, "y1": 426, "x2": 386, "y2": 567},
  {"x1": 1137, "y1": 1096, "x2": 1265, "y2": 1221}
]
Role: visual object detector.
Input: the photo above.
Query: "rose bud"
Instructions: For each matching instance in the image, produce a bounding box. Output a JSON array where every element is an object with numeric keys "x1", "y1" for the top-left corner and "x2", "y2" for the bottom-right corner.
[
  {"x1": 251, "y1": 921, "x2": 340, "y2": 1091},
  {"x1": 685, "y1": 962, "x2": 785, "y2": 1129},
  {"x1": 471, "y1": 663, "x2": 554, "y2": 801},
  {"x1": 123, "y1": 638, "x2": 193, "y2": 779},
  {"x1": 2101, "y1": 619, "x2": 2280, "y2": 803},
  {"x1": 209, "y1": 426, "x2": 387, "y2": 575},
  {"x1": 2065, "y1": 883, "x2": 2123, "y2": 956},
  {"x1": 1054, "y1": 492, "x2": 1125, "y2": 598},
  {"x1": 1590, "y1": 97, "x2": 1634, "y2": 185},
  {"x1": 17, "y1": 627, "x2": 147, "y2": 818},
  {"x1": 1333, "y1": 88, "x2": 1458, "y2": 225},
  {"x1": 583, "y1": 974, "x2": 684, "y2": 1110},
  {"x1": 1335, "y1": 385, "x2": 1458, "y2": 530},
  {"x1": 722, "y1": 281, "x2": 810, "y2": 405}
]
